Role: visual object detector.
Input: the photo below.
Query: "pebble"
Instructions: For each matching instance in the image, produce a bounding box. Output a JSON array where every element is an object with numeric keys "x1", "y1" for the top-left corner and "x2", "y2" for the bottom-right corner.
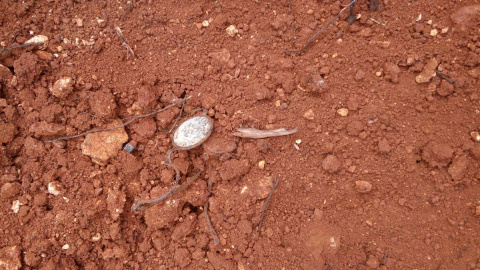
[
  {"x1": 322, "y1": 155, "x2": 341, "y2": 173},
  {"x1": 471, "y1": 131, "x2": 480, "y2": 142},
  {"x1": 48, "y1": 182, "x2": 62, "y2": 196},
  {"x1": 25, "y1": 35, "x2": 49, "y2": 50},
  {"x1": 415, "y1": 58, "x2": 438, "y2": 83},
  {"x1": 303, "y1": 109, "x2": 315, "y2": 120},
  {"x1": 476, "y1": 205, "x2": 480, "y2": 216},
  {"x1": 81, "y1": 120, "x2": 129, "y2": 165},
  {"x1": 258, "y1": 160, "x2": 266, "y2": 169},
  {"x1": 226, "y1": 25, "x2": 238, "y2": 37},
  {"x1": 50, "y1": 77, "x2": 74, "y2": 99},
  {"x1": 355, "y1": 181, "x2": 372, "y2": 193},
  {"x1": 337, "y1": 108, "x2": 349, "y2": 117}
]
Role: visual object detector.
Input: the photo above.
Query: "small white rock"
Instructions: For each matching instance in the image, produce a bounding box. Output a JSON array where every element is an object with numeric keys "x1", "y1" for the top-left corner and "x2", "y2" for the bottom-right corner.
[
  {"x1": 337, "y1": 108, "x2": 349, "y2": 117},
  {"x1": 295, "y1": 139, "x2": 302, "y2": 144},
  {"x1": 50, "y1": 77, "x2": 74, "y2": 98},
  {"x1": 258, "y1": 160, "x2": 266, "y2": 169},
  {"x1": 62, "y1": 244, "x2": 70, "y2": 250},
  {"x1": 202, "y1": 20, "x2": 210, "y2": 27},
  {"x1": 11, "y1": 200, "x2": 20, "y2": 213},
  {"x1": 25, "y1": 35, "x2": 49, "y2": 50},
  {"x1": 48, "y1": 182, "x2": 61, "y2": 196},
  {"x1": 441, "y1": 27, "x2": 449, "y2": 34},
  {"x1": 430, "y1": 29, "x2": 438, "y2": 36},
  {"x1": 471, "y1": 131, "x2": 480, "y2": 142},
  {"x1": 226, "y1": 25, "x2": 238, "y2": 37}
]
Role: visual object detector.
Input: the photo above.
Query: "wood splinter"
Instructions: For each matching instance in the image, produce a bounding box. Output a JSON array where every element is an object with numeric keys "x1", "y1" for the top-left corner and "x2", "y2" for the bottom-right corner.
[
  {"x1": 233, "y1": 128, "x2": 297, "y2": 139},
  {"x1": 114, "y1": 24, "x2": 135, "y2": 59}
]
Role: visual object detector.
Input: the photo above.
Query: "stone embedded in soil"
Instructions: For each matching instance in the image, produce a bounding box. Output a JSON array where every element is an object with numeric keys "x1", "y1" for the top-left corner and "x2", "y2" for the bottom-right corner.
[
  {"x1": 303, "y1": 109, "x2": 315, "y2": 120},
  {"x1": 0, "y1": 123, "x2": 17, "y2": 144},
  {"x1": 0, "y1": 246, "x2": 21, "y2": 270},
  {"x1": 25, "y1": 35, "x2": 49, "y2": 50},
  {"x1": 448, "y1": 155, "x2": 469, "y2": 181},
  {"x1": 384, "y1": 62, "x2": 401, "y2": 83},
  {"x1": 415, "y1": 58, "x2": 438, "y2": 83},
  {"x1": 0, "y1": 182, "x2": 22, "y2": 200},
  {"x1": 29, "y1": 121, "x2": 64, "y2": 138},
  {"x1": 208, "y1": 48, "x2": 231, "y2": 63},
  {"x1": 422, "y1": 141, "x2": 453, "y2": 167},
  {"x1": 355, "y1": 181, "x2": 372, "y2": 193},
  {"x1": 378, "y1": 138, "x2": 392, "y2": 153},
  {"x1": 337, "y1": 108, "x2": 349, "y2": 117},
  {"x1": 218, "y1": 159, "x2": 250, "y2": 181},
  {"x1": 106, "y1": 189, "x2": 126, "y2": 221},
  {"x1": 81, "y1": 120, "x2": 128, "y2": 165},
  {"x1": 322, "y1": 155, "x2": 341, "y2": 173},
  {"x1": 226, "y1": 25, "x2": 238, "y2": 37},
  {"x1": 470, "y1": 131, "x2": 480, "y2": 142},
  {"x1": 0, "y1": 64, "x2": 13, "y2": 82},
  {"x1": 346, "y1": 120, "x2": 363, "y2": 136},
  {"x1": 476, "y1": 206, "x2": 480, "y2": 216},
  {"x1": 50, "y1": 77, "x2": 74, "y2": 98}
]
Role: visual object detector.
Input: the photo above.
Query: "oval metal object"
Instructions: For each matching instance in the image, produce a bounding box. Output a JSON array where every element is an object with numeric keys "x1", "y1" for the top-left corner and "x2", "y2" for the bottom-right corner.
[{"x1": 172, "y1": 115, "x2": 213, "y2": 150}]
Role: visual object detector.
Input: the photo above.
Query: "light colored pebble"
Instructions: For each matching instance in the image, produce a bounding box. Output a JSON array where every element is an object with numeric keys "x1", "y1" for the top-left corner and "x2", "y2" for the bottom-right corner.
[
  {"x1": 62, "y1": 244, "x2": 69, "y2": 250},
  {"x1": 430, "y1": 29, "x2": 438, "y2": 36},
  {"x1": 11, "y1": 200, "x2": 20, "y2": 213},
  {"x1": 202, "y1": 20, "x2": 210, "y2": 27},
  {"x1": 258, "y1": 160, "x2": 266, "y2": 169},
  {"x1": 471, "y1": 131, "x2": 480, "y2": 142},
  {"x1": 337, "y1": 108, "x2": 349, "y2": 117},
  {"x1": 25, "y1": 35, "x2": 48, "y2": 50},
  {"x1": 226, "y1": 25, "x2": 238, "y2": 37},
  {"x1": 48, "y1": 182, "x2": 61, "y2": 196},
  {"x1": 303, "y1": 109, "x2": 315, "y2": 120}
]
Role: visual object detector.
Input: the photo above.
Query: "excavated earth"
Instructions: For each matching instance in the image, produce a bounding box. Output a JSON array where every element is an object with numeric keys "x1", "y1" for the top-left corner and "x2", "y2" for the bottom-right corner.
[{"x1": 1, "y1": 0, "x2": 480, "y2": 269}]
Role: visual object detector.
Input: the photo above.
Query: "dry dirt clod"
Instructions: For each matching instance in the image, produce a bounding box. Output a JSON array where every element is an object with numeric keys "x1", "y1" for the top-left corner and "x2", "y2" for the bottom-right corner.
[
  {"x1": 415, "y1": 58, "x2": 438, "y2": 83},
  {"x1": 355, "y1": 181, "x2": 372, "y2": 193},
  {"x1": 50, "y1": 77, "x2": 74, "y2": 98},
  {"x1": 81, "y1": 120, "x2": 129, "y2": 165},
  {"x1": 322, "y1": 155, "x2": 341, "y2": 173},
  {"x1": 384, "y1": 62, "x2": 401, "y2": 83},
  {"x1": 0, "y1": 246, "x2": 21, "y2": 270},
  {"x1": 0, "y1": 64, "x2": 13, "y2": 82},
  {"x1": 421, "y1": 141, "x2": 453, "y2": 167}
]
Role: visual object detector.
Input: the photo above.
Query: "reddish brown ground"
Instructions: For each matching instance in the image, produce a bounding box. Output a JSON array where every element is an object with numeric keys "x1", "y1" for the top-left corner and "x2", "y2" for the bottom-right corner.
[{"x1": 1, "y1": 0, "x2": 480, "y2": 269}]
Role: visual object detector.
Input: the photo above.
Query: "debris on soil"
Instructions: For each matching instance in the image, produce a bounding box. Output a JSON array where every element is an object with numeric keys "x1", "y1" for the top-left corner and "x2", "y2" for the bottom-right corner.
[
  {"x1": 337, "y1": 108, "x2": 349, "y2": 117},
  {"x1": 233, "y1": 128, "x2": 297, "y2": 138},
  {"x1": 471, "y1": 131, "x2": 480, "y2": 142},
  {"x1": 258, "y1": 174, "x2": 280, "y2": 234},
  {"x1": 384, "y1": 62, "x2": 401, "y2": 83},
  {"x1": 355, "y1": 181, "x2": 373, "y2": 193},
  {"x1": 172, "y1": 115, "x2": 213, "y2": 150},
  {"x1": 448, "y1": 155, "x2": 469, "y2": 181},
  {"x1": 0, "y1": 123, "x2": 17, "y2": 144},
  {"x1": 0, "y1": 64, "x2": 13, "y2": 82},
  {"x1": 114, "y1": 24, "x2": 135, "y2": 59},
  {"x1": 421, "y1": 141, "x2": 454, "y2": 167},
  {"x1": 25, "y1": 35, "x2": 48, "y2": 50},
  {"x1": 415, "y1": 58, "x2": 438, "y2": 83},
  {"x1": 81, "y1": 120, "x2": 129, "y2": 165},
  {"x1": 226, "y1": 25, "x2": 238, "y2": 37}
]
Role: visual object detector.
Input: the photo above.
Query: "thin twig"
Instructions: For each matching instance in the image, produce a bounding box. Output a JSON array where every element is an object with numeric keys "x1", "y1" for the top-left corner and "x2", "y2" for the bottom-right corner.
[
  {"x1": 45, "y1": 97, "x2": 190, "y2": 143},
  {"x1": 114, "y1": 24, "x2": 135, "y2": 59},
  {"x1": 258, "y1": 173, "x2": 280, "y2": 234},
  {"x1": 132, "y1": 148, "x2": 181, "y2": 211},
  {"x1": 205, "y1": 201, "x2": 220, "y2": 245},
  {"x1": 122, "y1": 0, "x2": 133, "y2": 21},
  {"x1": 0, "y1": 42, "x2": 44, "y2": 57},
  {"x1": 284, "y1": 0, "x2": 356, "y2": 55},
  {"x1": 436, "y1": 70, "x2": 456, "y2": 85},
  {"x1": 167, "y1": 98, "x2": 186, "y2": 133},
  {"x1": 170, "y1": 170, "x2": 201, "y2": 197}
]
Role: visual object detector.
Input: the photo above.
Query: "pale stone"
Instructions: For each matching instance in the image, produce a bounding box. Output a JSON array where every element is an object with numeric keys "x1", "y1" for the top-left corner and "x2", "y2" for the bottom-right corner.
[{"x1": 81, "y1": 120, "x2": 128, "y2": 165}]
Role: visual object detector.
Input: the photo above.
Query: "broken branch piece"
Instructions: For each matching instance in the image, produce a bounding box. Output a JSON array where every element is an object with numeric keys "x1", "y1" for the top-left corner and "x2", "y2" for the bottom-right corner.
[{"x1": 233, "y1": 128, "x2": 297, "y2": 139}]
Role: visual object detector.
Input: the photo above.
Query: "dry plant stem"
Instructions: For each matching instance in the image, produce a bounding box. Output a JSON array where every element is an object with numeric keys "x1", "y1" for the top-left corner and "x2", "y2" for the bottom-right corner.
[
  {"x1": 132, "y1": 148, "x2": 181, "y2": 211},
  {"x1": 114, "y1": 24, "x2": 135, "y2": 59},
  {"x1": 258, "y1": 174, "x2": 280, "y2": 234},
  {"x1": 436, "y1": 70, "x2": 456, "y2": 85},
  {"x1": 169, "y1": 170, "x2": 201, "y2": 197},
  {"x1": 233, "y1": 128, "x2": 297, "y2": 139},
  {"x1": 45, "y1": 97, "x2": 190, "y2": 143},
  {"x1": 167, "y1": 98, "x2": 186, "y2": 133},
  {"x1": 204, "y1": 201, "x2": 220, "y2": 245},
  {"x1": 122, "y1": 0, "x2": 133, "y2": 20},
  {"x1": 0, "y1": 42, "x2": 44, "y2": 57},
  {"x1": 285, "y1": 0, "x2": 356, "y2": 55}
]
